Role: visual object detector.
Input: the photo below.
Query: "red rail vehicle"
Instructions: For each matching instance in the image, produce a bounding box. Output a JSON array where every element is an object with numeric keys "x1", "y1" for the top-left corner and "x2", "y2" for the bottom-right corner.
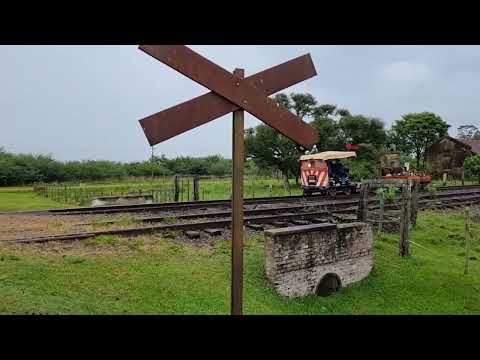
[{"x1": 300, "y1": 151, "x2": 359, "y2": 196}]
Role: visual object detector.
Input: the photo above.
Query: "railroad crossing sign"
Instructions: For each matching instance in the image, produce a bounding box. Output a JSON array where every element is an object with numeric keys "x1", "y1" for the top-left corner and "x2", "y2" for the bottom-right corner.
[{"x1": 137, "y1": 45, "x2": 319, "y2": 315}]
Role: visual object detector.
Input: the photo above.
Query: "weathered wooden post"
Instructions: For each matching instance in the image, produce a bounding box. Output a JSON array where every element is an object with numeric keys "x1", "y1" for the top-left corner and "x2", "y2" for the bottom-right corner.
[
  {"x1": 399, "y1": 182, "x2": 411, "y2": 257},
  {"x1": 461, "y1": 168, "x2": 465, "y2": 186},
  {"x1": 442, "y1": 172, "x2": 447, "y2": 186},
  {"x1": 411, "y1": 180, "x2": 419, "y2": 227},
  {"x1": 357, "y1": 182, "x2": 369, "y2": 222},
  {"x1": 231, "y1": 68, "x2": 245, "y2": 315},
  {"x1": 174, "y1": 175, "x2": 179, "y2": 202},
  {"x1": 378, "y1": 192, "x2": 384, "y2": 235},
  {"x1": 251, "y1": 175, "x2": 255, "y2": 199},
  {"x1": 464, "y1": 207, "x2": 471, "y2": 275},
  {"x1": 193, "y1": 175, "x2": 200, "y2": 201}
]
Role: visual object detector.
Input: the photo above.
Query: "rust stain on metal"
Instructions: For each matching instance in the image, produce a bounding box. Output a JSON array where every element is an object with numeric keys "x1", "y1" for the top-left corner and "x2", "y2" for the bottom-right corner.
[
  {"x1": 138, "y1": 45, "x2": 318, "y2": 148},
  {"x1": 139, "y1": 54, "x2": 317, "y2": 146}
]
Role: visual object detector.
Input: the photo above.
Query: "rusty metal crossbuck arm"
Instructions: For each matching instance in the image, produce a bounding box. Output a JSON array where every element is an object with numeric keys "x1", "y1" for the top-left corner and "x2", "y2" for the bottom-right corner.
[
  {"x1": 136, "y1": 45, "x2": 319, "y2": 316},
  {"x1": 138, "y1": 45, "x2": 319, "y2": 149}
]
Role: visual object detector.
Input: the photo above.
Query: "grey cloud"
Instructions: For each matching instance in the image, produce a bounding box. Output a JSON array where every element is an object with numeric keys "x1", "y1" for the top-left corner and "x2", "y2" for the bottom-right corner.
[{"x1": 1, "y1": 45, "x2": 479, "y2": 161}]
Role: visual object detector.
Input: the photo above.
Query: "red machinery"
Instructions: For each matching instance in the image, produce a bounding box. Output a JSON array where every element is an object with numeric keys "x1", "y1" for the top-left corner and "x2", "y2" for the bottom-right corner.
[
  {"x1": 381, "y1": 174, "x2": 432, "y2": 189},
  {"x1": 300, "y1": 151, "x2": 359, "y2": 196},
  {"x1": 378, "y1": 151, "x2": 432, "y2": 189}
]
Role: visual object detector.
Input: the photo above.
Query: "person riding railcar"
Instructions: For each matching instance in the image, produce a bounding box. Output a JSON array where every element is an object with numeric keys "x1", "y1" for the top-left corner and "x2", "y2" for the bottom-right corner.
[{"x1": 328, "y1": 159, "x2": 350, "y2": 186}]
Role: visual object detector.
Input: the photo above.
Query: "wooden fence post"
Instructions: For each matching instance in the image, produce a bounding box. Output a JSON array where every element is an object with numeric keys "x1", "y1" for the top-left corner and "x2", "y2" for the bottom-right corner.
[
  {"x1": 411, "y1": 180, "x2": 419, "y2": 227},
  {"x1": 193, "y1": 175, "x2": 200, "y2": 201},
  {"x1": 464, "y1": 207, "x2": 471, "y2": 275},
  {"x1": 378, "y1": 194, "x2": 384, "y2": 235},
  {"x1": 442, "y1": 172, "x2": 447, "y2": 186},
  {"x1": 357, "y1": 182, "x2": 369, "y2": 222},
  {"x1": 174, "y1": 175, "x2": 179, "y2": 202},
  {"x1": 399, "y1": 182, "x2": 411, "y2": 257},
  {"x1": 251, "y1": 175, "x2": 255, "y2": 198},
  {"x1": 461, "y1": 168, "x2": 465, "y2": 186}
]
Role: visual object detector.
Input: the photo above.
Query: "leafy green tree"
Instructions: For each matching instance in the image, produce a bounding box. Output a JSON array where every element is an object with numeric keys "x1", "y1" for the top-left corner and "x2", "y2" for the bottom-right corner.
[
  {"x1": 156, "y1": 154, "x2": 231, "y2": 176},
  {"x1": 246, "y1": 92, "x2": 387, "y2": 183},
  {"x1": 311, "y1": 105, "x2": 344, "y2": 151},
  {"x1": 465, "y1": 155, "x2": 480, "y2": 183},
  {"x1": 289, "y1": 93, "x2": 317, "y2": 119},
  {"x1": 390, "y1": 112, "x2": 450, "y2": 169},
  {"x1": 245, "y1": 125, "x2": 300, "y2": 184},
  {"x1": 337, "y1": 115, "x2": 387, "y2": 150},
  {"x1": 246, "y1": 92, "x2": 318, "y2": 184}
]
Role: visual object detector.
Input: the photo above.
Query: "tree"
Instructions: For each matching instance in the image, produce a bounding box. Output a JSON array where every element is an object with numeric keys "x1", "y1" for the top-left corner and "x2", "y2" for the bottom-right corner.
[
  {"x1": 246, "y1": 92, "x2": 385, "y2": 183},
  {"x1": 337, "y1": 115, "x2": 387, "y2": 150},
  {"x1": 390, "y1": 112, "x2": 450, "y2": 169},
  {"x1": 457, "y1": 125, "x2": 479, "y2": 139},
  {"x1": 464, "y1": 155, "x2": 480, "y2": 183},
  {"x1": 245, "y1": 125, "x2": 300, "y2": 185},
  {"x1": 246, "y1": 93, "x2": 318, "y2": 184},
  {"x1": 289, "y1": 93, "x2": 317, "y2": 119},
  {"x1": 311, "y1": 105, "x2": 344, "y2": 151}
]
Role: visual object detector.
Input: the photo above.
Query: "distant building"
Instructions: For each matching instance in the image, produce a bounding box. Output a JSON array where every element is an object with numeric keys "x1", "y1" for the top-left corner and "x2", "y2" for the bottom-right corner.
[{"x1": 425, "y1": 136, "x2": 480, "y2": 177}]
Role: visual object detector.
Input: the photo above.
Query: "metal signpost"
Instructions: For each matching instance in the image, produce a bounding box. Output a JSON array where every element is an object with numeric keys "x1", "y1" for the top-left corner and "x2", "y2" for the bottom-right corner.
[{"x1": 137, "y1": 45, "x2": 318, "y2": 315}]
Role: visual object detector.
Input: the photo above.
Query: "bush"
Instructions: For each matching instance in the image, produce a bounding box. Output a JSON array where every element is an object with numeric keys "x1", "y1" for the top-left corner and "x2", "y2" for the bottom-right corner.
[
  {"x1": 0, "y1": 147, "x2": 233, "y2": 186},
  {"x1": 465, "y1": 155, "x2": 480, "y2": 183},
  {"x1": 375, "y1": 185, "x2": 397, "y2": 203},
  {"x1": 344, "y1": 159, "x2": 376, "y2": 181}
]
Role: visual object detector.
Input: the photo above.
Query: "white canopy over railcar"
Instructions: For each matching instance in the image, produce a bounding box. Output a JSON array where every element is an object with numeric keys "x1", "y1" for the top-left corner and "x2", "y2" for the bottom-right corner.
[{"x1": 300, "y1": 151, "x2": 357, "y2": 162}]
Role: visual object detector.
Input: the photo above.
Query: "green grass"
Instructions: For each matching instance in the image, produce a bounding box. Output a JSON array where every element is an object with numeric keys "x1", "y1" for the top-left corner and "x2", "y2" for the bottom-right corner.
[
  {"x1": 200, "y1": 178, "x2": 302, "y2": 200},
  {"x1": 85, "y1": 235, "x2": 121, "y2": 246},
  {"x1": 2, "y1": 177, "x2": 303, "y2": 209},
  {"x1": 430, "y1": 179, "x2": 479, "y2": 187},
  {"x1": 0, "y1": 189, "x2": 71, "y2": 212},
  {"x1": 0, "y1": 210, "x2": 478, "y2": 314}
]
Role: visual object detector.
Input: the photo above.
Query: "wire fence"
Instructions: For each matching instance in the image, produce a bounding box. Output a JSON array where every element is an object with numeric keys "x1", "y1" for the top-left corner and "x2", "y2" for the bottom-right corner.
[
  {"x1": 33, "y1": 182, "x2": 176, "y2": 206},
  {"x1": 430, "y1": 172, "x2": 480, "y2": 187},
  {"x1": 33, "y1": 175, "x2": 302, "y2": 206}
]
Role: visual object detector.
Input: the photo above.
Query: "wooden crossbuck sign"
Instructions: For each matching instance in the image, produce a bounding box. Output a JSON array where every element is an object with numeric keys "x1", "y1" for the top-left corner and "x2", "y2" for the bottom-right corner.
[{"x1": 137, "y1": 45, "x2": 319, "y2": 315}]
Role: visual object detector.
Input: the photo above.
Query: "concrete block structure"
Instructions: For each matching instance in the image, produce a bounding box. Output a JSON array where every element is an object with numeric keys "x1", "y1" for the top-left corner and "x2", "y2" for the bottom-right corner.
[
  {"x1": 91, "y1": 195, "x2": 154, "y2": 207},
  {"x1": 264, "y1": 222, "x2": 373, "y2": 298}
]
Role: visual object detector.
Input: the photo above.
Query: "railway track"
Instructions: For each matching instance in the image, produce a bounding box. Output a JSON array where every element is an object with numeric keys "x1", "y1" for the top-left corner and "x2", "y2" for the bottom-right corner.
[
  {"x1": 3, "y1": 187, "x2": 480, "y2": 244},
  {"x1": 72, "y1": 188, "x2": 480, "y2": 226},
  {"x1": 3, "y1": 184, "x2": 480, "y2": 217},
  {"x1": 0, "y1": 193, "x2": 331, "y2": 216}
]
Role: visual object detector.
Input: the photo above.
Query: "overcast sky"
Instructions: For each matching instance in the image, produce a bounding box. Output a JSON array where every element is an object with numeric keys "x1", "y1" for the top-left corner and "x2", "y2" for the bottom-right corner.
[{"x1": 1, "y1": 45, "x2": 480, "y2": 162}]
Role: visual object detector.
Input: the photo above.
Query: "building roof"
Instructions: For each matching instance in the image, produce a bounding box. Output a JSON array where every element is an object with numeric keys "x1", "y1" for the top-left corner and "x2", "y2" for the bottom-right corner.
[
  {"x1": 458, "y1": 138, "x2": 480, "y2": 154},
  {"x1": 437, "y1": 136, "x2": 480, "y2": 155},
  {"x1": 300, "y1": 151, "x2": 357, "y2": 161}
]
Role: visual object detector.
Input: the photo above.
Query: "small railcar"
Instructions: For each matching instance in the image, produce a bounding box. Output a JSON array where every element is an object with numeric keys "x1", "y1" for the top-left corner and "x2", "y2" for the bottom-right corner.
[{"x1": 300, "y1": 151, "x2": 359, "y2": 196}]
